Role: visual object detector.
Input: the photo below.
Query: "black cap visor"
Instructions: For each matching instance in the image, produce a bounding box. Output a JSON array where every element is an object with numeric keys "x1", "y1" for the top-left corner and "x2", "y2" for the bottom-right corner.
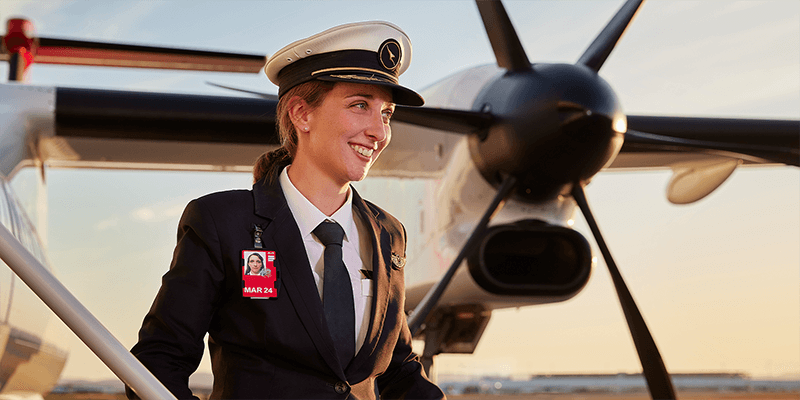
[
  {"x1": 315, "y1": 73, "x2": 423, "y2": 106},
  {"x1": 276, "y1": 50, "x2": 424, "y2": 106}
]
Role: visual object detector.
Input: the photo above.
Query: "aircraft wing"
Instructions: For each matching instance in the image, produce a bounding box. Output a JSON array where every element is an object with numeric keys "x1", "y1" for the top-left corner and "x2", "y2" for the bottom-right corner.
[
  {"x1": 3, "y1": 84, "x2": 465, "y2": 179},
  {"x1": 6, "y1": 84, "x2": 796, "y2": 183},
  {"x1": 613, "y1": 115, "x2": 799, "y2": 169}
]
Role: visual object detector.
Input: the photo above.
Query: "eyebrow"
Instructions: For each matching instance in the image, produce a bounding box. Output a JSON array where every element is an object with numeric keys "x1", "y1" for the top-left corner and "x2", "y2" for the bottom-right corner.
[
  {"x1": 345, "y1": 93, "x2": 395, "y2": 106},
  {"x1": 345, "y1": 93, "x2": 375, "y2": 99}
]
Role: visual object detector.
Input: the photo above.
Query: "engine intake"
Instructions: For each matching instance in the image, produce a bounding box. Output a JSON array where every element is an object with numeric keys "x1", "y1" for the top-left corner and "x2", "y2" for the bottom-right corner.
[{"x1": 467, "y1": 220, "x2": 592, "y2": 298}]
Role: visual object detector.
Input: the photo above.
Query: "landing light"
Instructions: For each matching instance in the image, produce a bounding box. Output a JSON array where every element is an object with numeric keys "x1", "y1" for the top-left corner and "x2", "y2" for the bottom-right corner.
[{"x1": 613, "y1": 115, "x2": 627, "y2": 134}]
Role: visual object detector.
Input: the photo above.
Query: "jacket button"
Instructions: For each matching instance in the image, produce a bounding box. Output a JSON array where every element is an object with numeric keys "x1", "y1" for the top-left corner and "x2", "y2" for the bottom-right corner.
[{"x1": 334, "y1": 381, "x2": 349, "y2": 394}]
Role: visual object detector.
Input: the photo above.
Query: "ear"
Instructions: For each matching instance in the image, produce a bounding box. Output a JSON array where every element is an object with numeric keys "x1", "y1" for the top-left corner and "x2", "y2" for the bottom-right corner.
[{"x1": 287, "y1": 95, "x2": 312, "y2": 131}]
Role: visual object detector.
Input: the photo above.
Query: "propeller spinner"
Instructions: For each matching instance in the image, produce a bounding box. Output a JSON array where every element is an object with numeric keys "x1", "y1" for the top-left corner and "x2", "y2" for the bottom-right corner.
[{"x1": 469, "y1": 62, "x2": 626, "y2": 202}]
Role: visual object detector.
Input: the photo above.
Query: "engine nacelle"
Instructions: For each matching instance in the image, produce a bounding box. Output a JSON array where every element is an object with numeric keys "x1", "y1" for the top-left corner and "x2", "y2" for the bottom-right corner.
[{"x1": 467, "y1": 220, "x2": 592, "y2": 298}]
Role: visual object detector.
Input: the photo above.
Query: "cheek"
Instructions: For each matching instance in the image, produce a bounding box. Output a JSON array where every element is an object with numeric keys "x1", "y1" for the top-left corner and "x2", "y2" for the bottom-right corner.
[{"x1": 378, "y1": 129, "x2": 391, "y2": 150}]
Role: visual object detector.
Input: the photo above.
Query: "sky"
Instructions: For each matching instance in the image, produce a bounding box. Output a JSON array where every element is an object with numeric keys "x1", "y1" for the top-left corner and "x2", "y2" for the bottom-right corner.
[{"x1": 1, "y1": 0, "x2": 799, "y2": 383}]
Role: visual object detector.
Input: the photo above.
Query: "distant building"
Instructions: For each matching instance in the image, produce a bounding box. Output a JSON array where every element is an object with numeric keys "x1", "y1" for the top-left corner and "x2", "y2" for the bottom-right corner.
[{"x1": 439, "y1": 372, "x2": 800, "y2": 396}]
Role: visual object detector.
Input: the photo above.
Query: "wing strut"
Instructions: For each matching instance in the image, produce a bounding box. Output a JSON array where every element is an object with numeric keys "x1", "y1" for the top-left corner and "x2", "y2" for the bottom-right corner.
[
  {"x1": 408, "y1": 175, "x2": 517, "y2": 335},
  {"x1": 0, "y1": 224, "x2": 177, "y2": 400},
  {"x1": 571, "y1": 184, "x2": 676, "y2": 400}
]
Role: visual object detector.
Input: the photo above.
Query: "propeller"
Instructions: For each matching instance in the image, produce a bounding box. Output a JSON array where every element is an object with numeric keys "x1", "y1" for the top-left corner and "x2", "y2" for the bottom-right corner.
[
  {"x1": 392, "y1": 106, "x2": 493, "y2": 135},
  {"x1": 475, "y1": 0, "x2": 531, "y2": 72},
  {"x1": 407, "y1": 1, "x2": 678, "y2": 399},
  {"x1": 577, "y1": 0, "x2": 644, "y2": 71},
  {"x1": 571, "y1": 184, "x2": 676, "y2": 399}
]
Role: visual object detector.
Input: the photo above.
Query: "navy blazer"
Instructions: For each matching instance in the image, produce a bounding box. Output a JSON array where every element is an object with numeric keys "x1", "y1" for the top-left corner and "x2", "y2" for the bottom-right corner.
[{"x1": 129, "y1": 176, "x2": 443, "y2": 399}]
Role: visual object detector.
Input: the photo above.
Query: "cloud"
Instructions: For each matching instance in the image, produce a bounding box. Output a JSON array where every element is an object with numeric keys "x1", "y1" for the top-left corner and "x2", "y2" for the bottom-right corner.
[
  {"x1": 129, "y1": 200, "x2": 186, "y2": 223},
  {"x1": 94, "y1": 215, "x2": 120, "y2": 231},
  {"x1": 94, "y1": 199, "x2": 185, "y2": 230},
  {"x1": 130, "y1": 207, "x2": 155, "y2": 221}
]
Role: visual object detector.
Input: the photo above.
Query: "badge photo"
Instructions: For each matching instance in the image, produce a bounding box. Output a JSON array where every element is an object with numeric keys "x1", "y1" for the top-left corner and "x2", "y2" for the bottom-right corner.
[{"x1": 242, "y1": 250, "x2": 279, "y2": 299}]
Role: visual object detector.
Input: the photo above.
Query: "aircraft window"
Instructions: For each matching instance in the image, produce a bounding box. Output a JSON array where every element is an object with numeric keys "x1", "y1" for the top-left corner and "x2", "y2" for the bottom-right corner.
[
  {"x1": 0, "y1": 181, "x2": 17, "y2": 323},
  {"x1": 0, "y1": 182, "x2": 13, "y2": 232},
  {"x1": 1, "y1": 182, "x2": 48, "y2": 266}
]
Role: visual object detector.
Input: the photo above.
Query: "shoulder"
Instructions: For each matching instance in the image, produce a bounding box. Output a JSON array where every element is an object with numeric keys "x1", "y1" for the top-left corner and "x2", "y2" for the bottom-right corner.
[
  {"x1": 361, "y1": 198, "x2": 407, "y2": 256},
  {"x1": 186, "y1": 189, "x2": 255, "y2": 213},
  {"x1": 193, "y1": 189, "x2": 253, "y2": 207},
  {"x1": 352, "y1": 187, "x2": 403, "y2": 235},
  {"x1": 362, "y1": 199, "x2": 402, "y2": 230},
  {"x1": 180, "y1": 189, "x2": 254, "y2": 224}
]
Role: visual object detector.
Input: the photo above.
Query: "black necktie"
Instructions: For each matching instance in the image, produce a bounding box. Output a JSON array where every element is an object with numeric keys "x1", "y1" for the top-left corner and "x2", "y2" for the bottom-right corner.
[{"x1": 313, "y1": 220, "x2": 355, "y2": 366}]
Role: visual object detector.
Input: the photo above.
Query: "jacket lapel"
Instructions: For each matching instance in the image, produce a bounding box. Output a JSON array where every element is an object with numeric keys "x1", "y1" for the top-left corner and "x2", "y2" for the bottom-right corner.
[
  {"x1": 347, "y1": 188, "x2": 391, "y2": 374},
  {"x1": 252, "y1": 178, "x2": 346, "y2": 380}
]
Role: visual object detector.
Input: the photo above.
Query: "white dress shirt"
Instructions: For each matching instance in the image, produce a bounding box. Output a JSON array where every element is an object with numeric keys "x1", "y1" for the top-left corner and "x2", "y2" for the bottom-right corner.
[{"x1": 279, "y1": 166, "x2": 373, "y2": 355}]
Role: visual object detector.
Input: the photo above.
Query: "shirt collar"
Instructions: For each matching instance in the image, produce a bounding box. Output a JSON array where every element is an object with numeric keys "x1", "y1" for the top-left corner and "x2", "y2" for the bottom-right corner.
[{"x1": 279, "y1": 165, "x2": 356, "y2": 243}]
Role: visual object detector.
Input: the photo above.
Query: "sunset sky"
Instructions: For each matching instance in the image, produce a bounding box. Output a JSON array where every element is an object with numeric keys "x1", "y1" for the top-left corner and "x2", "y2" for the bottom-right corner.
[{"x1": 2, "y1": 0, "x2": 798, "y2": 382}]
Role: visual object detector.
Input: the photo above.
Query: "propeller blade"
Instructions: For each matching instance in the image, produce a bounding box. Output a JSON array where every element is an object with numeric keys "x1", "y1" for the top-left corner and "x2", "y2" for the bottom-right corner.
[
  {"x1": 475, "y1": 0, "x2": 532, "y2": 72},
  {"x1": 408, "y1": 175, "x2": 517, "y2": 336},
  {"x1": 577, "y1": 0, "x2": 644, "y2": 72},
  {"x1": 625, "y1": 116, "x2": 800, "y2": 166},
  {"x1": 32, "y1": 37, "x2": 266, "y2": 73},
  {"x1": 392, "y1": 105, "x2": 494, "y2": 135},
  {"x1": 571, "y1": 184, "x2": 676, "y2": 400},
  {"x1": 56, "y1": 87, "x2": 277, "y2": 144},
  {"x1": 206, "y1": 82, "x2": 278, "y2": 100}
]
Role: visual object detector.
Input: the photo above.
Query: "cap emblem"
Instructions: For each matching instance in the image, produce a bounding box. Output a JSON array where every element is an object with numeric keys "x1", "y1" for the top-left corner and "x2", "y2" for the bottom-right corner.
[{"x1": 379, "y1": 39, "x2": 401, "y2": 71}]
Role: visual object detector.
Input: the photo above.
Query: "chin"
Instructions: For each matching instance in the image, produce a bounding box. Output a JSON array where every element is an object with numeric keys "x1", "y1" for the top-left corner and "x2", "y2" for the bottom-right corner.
[
  {"x1": 345, "y1": 165, "x2": 372, "y2": 182},
  {"x1": 349, "y1": 172, "x2": 369, "y2": 182}
]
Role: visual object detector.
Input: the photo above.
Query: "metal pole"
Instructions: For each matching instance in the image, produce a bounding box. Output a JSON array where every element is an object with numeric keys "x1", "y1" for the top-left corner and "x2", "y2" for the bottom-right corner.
[{"x1": 0, "y1": 223, "x2": 176, "y2": 400}]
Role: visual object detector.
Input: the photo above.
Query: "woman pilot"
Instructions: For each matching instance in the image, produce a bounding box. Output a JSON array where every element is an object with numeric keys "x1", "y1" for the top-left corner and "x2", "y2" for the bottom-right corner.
[{"x1": 129, "y1": 21, "x2": 445, "y2": 400}]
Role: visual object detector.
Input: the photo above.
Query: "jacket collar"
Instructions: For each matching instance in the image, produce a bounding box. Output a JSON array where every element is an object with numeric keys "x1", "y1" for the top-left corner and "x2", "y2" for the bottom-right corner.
[
  {"x1": 252, "y1": 173, "x2": 393, "y2": 379},
  {"x1": 253, "y1": 175, "x2": 348, "y2": 378},
  {"x1": 347, "y1": 189, "x2": 392, "y2": 377}
]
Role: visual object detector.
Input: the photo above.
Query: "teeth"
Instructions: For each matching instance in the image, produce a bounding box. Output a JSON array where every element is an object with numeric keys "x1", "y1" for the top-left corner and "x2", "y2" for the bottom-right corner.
[{"x1": 350, "y1": 144, "x2": 374, "y2": 157}]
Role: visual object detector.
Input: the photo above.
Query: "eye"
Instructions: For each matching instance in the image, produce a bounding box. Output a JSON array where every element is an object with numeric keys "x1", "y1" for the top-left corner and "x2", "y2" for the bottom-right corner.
[
  {"x1": 351, "y1": 102, "x2": 367, "y2": 110},
  {"x1": 382, "y1": 109, "x2": 394, "y2": 123}
]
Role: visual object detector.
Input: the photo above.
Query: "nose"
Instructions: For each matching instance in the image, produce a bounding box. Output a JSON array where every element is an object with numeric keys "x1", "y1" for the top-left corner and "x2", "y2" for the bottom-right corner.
[{"x1": 365, "y1": 110, "x2": 389, "y2": 144}]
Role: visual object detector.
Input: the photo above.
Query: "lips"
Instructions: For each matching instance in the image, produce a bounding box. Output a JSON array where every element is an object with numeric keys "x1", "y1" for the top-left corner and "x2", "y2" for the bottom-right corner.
[{"x1": 350, "y1": 143, "x2": 375, "y2": 158}]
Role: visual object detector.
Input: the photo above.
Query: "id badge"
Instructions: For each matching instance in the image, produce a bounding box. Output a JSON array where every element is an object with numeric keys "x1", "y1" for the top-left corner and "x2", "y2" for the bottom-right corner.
[{"x1": 242, "y1": 250, "x2": 279, "y2": 299}]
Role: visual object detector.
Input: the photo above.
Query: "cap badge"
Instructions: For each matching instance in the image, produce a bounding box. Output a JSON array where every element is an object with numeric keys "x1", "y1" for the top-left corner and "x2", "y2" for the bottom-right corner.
[{"x1": 379, "y1": 39, "x2": 402, "y2": 71}]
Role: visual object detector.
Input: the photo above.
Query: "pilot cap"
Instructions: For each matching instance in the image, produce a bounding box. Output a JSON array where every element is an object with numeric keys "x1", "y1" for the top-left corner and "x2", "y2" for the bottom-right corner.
[{"x1": 264, "y1": 21, "x2": 424, "y2": 106}]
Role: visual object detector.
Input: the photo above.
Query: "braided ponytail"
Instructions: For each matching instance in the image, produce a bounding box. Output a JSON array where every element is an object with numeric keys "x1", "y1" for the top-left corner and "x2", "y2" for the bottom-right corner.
[{"x1": 253, "y1": 80, "x2": 336, "y2": 183}]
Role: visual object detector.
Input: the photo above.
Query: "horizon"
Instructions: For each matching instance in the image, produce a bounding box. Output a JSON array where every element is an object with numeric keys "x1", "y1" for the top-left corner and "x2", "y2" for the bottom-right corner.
[{"x1": 1, "y1": 0, "x2": 798, "y2": 383}]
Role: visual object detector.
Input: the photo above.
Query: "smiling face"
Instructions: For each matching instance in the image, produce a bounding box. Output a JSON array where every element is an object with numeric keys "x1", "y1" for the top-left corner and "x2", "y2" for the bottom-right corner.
[
  {"x1": 297, "y1": 82, "x2": 394, "y2": 186},
  {"x1": 248, "y1": 254, "x2": 263, "y2": 274}
]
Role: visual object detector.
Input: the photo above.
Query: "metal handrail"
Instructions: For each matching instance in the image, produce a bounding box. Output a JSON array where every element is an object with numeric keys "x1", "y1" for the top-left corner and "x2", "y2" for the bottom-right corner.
[{"x1": 0, "y1": 222, "x2": 176, "y2": 400}]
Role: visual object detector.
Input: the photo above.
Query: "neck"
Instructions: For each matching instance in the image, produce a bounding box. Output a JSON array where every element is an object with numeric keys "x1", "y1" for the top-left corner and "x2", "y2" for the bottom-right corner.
[{"x1": 286, "y1": 161, "x2": 349, "y2": 216}]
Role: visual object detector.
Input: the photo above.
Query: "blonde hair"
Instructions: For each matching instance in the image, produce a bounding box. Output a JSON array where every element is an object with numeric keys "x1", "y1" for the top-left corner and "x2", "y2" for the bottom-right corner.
[{"x1": 253, "y1": 80, "x2": 336, "y2": 183}]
